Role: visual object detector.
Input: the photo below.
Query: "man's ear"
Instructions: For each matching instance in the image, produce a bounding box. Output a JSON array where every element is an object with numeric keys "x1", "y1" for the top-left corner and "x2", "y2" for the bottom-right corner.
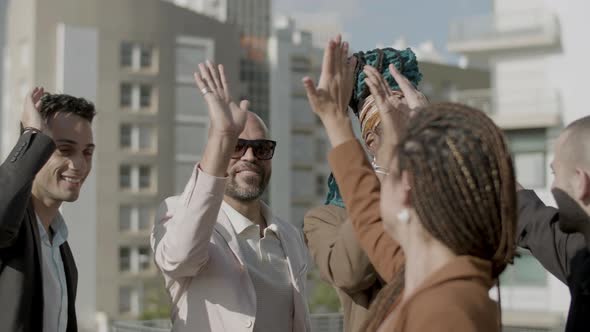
[{"x1": 576, "y1": 168, "x2": 590, "y2": 204}]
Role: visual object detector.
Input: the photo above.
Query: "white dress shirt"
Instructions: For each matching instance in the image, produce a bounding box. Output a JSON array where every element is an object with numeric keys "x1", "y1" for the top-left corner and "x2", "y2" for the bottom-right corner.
[
  {"x1": 36, "y1": 213, "x2": 69, "y2": 332},
  {"x1": 221, "y1": 201, "x2": 294, "y2": 332}
]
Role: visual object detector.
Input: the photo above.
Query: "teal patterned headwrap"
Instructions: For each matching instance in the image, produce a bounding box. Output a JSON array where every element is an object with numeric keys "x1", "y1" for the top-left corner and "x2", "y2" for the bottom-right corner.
[
  {"x1": 324, "y1": 173, "x2": 345, "y2": 208},
  {"x1": 325, "y1": 47, "x2": 422, "y2": 208},
  {"x1": 349, "y1": 47, "x2": 422, "y2": 115}
]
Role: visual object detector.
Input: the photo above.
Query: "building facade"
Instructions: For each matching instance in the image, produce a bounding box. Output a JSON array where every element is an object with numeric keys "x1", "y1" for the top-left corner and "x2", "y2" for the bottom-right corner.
[
  {"x1": 2, "y1": 0, "x2": 239, "y2": 329},
  {"x1": 168, "y1": 0, "x2": 272, "y2": 125},
  {"x1": 448, "y1": 0, "x2": 590, "y2": 329},
  {"x1": 269, "y1": 17, "x2": 491, "y2": 229}
]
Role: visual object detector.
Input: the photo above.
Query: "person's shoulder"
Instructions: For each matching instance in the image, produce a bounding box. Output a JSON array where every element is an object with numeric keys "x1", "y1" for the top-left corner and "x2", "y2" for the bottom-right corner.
[
  {"x1": 406, "y1": 283, "x2": 498, "y2": 330},
  {"x1": 410, "y1": 278, "x2": 497, "y2": 316},
  {"x1": 304, "y1": 204, "x2": 348, "y2": 225}
]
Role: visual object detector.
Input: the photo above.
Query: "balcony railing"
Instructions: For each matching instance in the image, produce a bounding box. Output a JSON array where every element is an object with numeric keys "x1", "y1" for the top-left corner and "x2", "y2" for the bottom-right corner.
[
  {"x1": 451, "y1": 89, "x2": 562, "y2": 129},
  {"x1": 112, "y1": 314, "x2": 564, "y2": 332},
  {"x1": 448, "y1": 10, "x2": 560, "y2": 52}
]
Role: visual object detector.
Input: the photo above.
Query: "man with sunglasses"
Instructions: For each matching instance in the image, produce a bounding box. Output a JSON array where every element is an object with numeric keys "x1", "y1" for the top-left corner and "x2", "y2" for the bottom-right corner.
[{"x1": 151, "y1": 61, "x2": 310, "y2": 332}]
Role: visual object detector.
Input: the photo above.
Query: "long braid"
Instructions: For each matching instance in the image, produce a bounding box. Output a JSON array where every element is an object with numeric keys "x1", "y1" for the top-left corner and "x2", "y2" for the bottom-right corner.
[
  {"x1": 367, "y1": 102, "x2": 517, "y2": 329},
  {"x1": 361, "y1": 265, "x2": 405, "y2": 332},
  {"x1": 396, "y1": 103, "x2": 516, "y2": 276}
]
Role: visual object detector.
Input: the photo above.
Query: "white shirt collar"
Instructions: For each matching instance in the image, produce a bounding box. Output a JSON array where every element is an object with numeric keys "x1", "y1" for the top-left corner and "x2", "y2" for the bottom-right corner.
[{"x1": 221, "y1": 201, "x2": 278, "y2": 235}]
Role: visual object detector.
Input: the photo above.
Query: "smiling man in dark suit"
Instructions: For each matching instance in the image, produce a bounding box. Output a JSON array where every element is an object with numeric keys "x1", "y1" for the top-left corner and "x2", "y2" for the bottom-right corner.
[{"x1": 0, "y1": 87, "x2": 96, "y2": 332}]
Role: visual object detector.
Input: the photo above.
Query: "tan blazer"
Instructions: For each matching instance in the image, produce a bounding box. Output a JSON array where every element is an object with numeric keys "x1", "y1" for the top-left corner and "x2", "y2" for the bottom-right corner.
[
  {"x1": 304, "y1": 205, "x2": 383, "y2": 332},
  {"x1": 151, "y1": 167, "x2": 311, "y2": 332},
  {"x1": 328, "y1": 139, "x2": 500, "y2": 332}
]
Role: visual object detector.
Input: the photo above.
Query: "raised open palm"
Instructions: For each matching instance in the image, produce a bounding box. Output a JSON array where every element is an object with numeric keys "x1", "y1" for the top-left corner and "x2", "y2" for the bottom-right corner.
[{"x1": 194, "y1": 61, "x2": 248, "y2": 137}]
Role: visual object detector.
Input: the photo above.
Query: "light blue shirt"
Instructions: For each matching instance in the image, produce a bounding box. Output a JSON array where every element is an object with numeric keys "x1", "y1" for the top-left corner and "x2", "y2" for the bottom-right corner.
[{"x1": 36, "y1": 213, "x2": 69, "y2": 332}]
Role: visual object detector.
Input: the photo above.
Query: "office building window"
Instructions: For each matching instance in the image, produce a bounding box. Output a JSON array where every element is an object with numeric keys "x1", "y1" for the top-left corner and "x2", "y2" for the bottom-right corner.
[
  {"x1": 121, "y1": 41, "x2": 155, "y2": 71},
  {"x1": 506, "y1": 129, "x2": 547, "y2": 189},
  {"x1": 120, "y1": 83, "x2": 132, "y2": 108},
  {"x1": 120, "y1": 125, "x2": 157, "y2": 152},
  {"x1": 119, "y1": 165, "x2": 132, "y2": 189},
  {"x1": 139, "y1": 85, "x2": 152, "y2": 108},
  {"x1": 140, "y1": 45, "x2": 153, "y2": 68},
  {"x1": 138, "y1": 206, "x2": 153, "y2": 231},
  {"x1": 514, "y1": 152, "x2": 545, "y2": 189},
  {"x1": 119, "y1": 286, "x2": 132, "y2": 313},
  {"x1": 138, "y1": 247, "x2": 151, "y2": 271},
  {"x1": 138, "y1": 126, "x2": 155, "y2": 150},
  {"x1": 119, "y1": 205, "x2": 132, "y2": 232},
  {"x1": 316, "y1": 174, "x2": 326, "y2": 197},
  {"x1": 120, "y1": 42, "x2": 133, "y2": 68},
  {"x1": 500, "y1": 250, "x2": 547, "y2": 286},
  {"x1": 139, "y1": 166, "x2": 152, "y2": 189},
  {"x1": 120, "y1": 124, "x2": 132, "y2": 149},
  {"x1": 119, "y1": 247, "x2": 131, "y2": 272}
]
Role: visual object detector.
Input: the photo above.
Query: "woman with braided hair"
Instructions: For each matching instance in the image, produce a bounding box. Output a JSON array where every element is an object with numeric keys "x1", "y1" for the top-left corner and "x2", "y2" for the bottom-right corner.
[
  {"x1": 303, "y1": 46, "x2": 423, "y2": 332},
  {"x1": 303, "y1": 35, "x2": 517, "y2": 331}
]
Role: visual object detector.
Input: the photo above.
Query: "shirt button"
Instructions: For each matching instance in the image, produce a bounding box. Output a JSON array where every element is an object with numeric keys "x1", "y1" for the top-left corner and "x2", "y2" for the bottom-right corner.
[{"x1": 245, "y1": 319, "x2": 253, "y2": 328}]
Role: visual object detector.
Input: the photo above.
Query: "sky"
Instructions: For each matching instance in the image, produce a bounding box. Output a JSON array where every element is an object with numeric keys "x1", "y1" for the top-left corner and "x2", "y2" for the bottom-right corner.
[{"x1": 273, "y1": 0, "x2": 492, "y2": 61}]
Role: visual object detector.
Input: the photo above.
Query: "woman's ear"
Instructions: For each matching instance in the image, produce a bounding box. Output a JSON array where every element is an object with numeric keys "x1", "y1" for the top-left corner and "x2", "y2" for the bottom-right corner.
[
  {"x1": 365, "y1": 130, "x2": 381, "y2": 156},
  {"x1": 400, "y1": 170, "x2": 413, "y2": 207}
]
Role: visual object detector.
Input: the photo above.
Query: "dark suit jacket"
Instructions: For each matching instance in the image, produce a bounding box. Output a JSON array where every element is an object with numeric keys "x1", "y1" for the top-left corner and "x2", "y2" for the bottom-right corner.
[
  {"x1": 0, "y1": 131, "x2": 78, "y2": 332},
  {"x1": 516, "y1": 189, "x2": 585, "y2": 283}
]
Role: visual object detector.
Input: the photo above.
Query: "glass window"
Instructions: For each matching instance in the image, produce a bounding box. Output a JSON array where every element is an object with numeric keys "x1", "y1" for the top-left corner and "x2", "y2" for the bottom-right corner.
[
  {"x1": 138, "y1": 246, "x2": 151, "y2": 271},
  {"x1": 138, "y1": 126, "x2": 155, "y2": 150},
  {"x1": 316, "y1": 174, "x2": 326, "y2": 197},
  {"x1": 175, "y1": 163, "x2": 195, "y2": 194},
  {"x1": 514, "y1": 152, "x2": 546, "y2": 189},
  {"x1": 120, "y1": 42, "x2": 133, "y2": 67},
  {"x1": 138, "y1": 206, "x2": 153, "y2": 231},
  {"x1": 500, "y1": 250, "x2": 547, "y2": 286},
  {"x1": 174, "y1": 124, "x2": 207, "y2": 156},
  {"x1": 175, "y1": 46, "x2": 208, "y2": 81},
  {"x1": 120, "y1": 124, "x2": 132, "y2": 149},
  {"x1": 119, "y1": 165, "x2": 132, "y2": 189},
  {"x1": 119, "y1": 206, "x2": 132, "y2": 232},
  {"x1": 139, "y1": 85, "x2": 152, "y2": 108},
  {"x1": 119, "y1": 247, "x2": 131, "y2": 272},
  {"x1": 120, "y1": 83, "x2": 132, "y2": 108},
  {"x1": 175, "y1": 85, "x2": 208, "y2": 117},
  {"x1": 119, "y1": 286, "x2": 132, "y2": 313},
  {"x1": 139, "y1": 166, "x2": 152, "y2": 190},
  {"x1": 140, "y1": 44, "x2": 152, "y2": 68}
]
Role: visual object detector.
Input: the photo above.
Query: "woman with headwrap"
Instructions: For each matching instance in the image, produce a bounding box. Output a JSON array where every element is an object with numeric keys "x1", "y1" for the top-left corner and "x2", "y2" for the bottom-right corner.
[
  {"x1": 304, "y1": 36, "x2": 516, "y2": 331},
  {"x1": 302, "y1": 46, "x2": 422, "y2": 332}
]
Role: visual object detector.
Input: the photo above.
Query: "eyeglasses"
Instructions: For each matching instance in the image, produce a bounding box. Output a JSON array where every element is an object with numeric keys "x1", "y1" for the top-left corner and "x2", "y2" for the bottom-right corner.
[{"x1": 232, "y1": 139, "x2": 277, "y2": 160}]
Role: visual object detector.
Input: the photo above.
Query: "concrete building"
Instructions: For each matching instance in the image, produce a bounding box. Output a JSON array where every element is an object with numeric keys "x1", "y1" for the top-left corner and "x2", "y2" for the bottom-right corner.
[
  {"x1": 168, "y1": 0, "x2": 272, "y2": 125},
  {"x1": 448, "y1": 0, "x2": 590, "y2": 329},
  {"x1": 0, "y1": 0, "x2": 8, "y2": 157},
  {"x1": 269, "y1": 17, "x2": 491, "y2": 229},
  {"x1": 3, "y1": 0, "x2": 239, "y2": 329}
]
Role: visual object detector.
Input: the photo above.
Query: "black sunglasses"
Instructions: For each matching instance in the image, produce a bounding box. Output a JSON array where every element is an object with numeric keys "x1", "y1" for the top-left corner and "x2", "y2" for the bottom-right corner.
[{"x1": 232, "y1": 139, "x2": 277, "y2": 160}]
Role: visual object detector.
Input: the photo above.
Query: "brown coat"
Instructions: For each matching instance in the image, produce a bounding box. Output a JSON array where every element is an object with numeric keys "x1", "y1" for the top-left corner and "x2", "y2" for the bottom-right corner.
[
  {"x1": 328, "y1": 139, "x2": 500, "y2": 332},
  {"x1": 304, "y1": 205, "x2": 383, "y2": 332}
]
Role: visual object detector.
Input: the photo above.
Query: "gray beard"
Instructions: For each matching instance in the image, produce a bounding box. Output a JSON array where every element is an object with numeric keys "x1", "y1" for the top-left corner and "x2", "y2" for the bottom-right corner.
[{"x1": 225, "y1": 173, "x2": 268, "y2": 202}]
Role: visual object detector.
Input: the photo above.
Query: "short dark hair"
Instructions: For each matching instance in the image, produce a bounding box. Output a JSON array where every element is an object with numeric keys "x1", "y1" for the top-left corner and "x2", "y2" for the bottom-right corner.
[
  {"x1": 40, "y1": 93, "x2": 96, "y2": 122},
  {"x1": 20, "y1": 93, "x2": 96, "y2": 134}
]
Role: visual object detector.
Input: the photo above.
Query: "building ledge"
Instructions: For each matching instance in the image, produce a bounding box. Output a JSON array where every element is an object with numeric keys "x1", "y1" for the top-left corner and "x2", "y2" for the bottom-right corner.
[{"x1": 491, "y1": 112, "x2": 561, "y2": 130}]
